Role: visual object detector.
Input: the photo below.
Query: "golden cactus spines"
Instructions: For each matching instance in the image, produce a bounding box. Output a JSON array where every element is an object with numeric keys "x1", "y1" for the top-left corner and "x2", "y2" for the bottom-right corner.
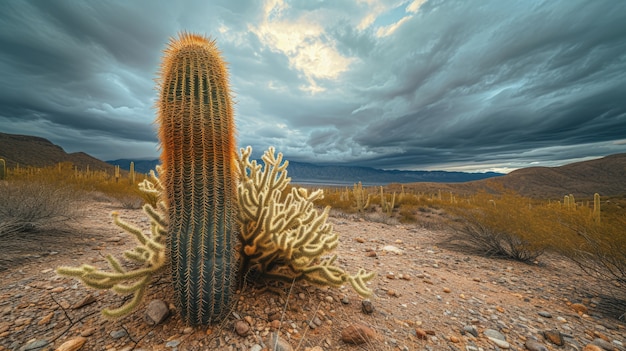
[{"x1": 157, "y1": 32, "x2": 240, "y2": 325}]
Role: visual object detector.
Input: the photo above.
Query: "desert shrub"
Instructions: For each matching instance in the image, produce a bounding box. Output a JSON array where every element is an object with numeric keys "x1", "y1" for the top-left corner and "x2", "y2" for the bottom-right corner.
[
  {"x1": 547, "y1": 202, "x2": 626, "y2": 288},
  {"x1": 0, "y1": 180, "x2": 81, "y2": 236},
  {"x1": 445, "y1": 191, "x2": 551, "y2": 262}
]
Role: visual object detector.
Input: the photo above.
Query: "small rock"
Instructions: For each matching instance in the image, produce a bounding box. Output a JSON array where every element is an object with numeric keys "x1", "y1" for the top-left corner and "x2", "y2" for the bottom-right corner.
[
  {"x1": 37, "y1": 312, "x2": 54, "y2": 326},
  {"x1": 450, "y1": 336, "x2": 460, "y2": 343},
  {"x1": 72, "y1": 294, "x2": 96, "y2": 309},
  {"x1": 19, "y1": 339, "x2": 49, "y2": 351},
  {"x1": 145, "y1": 299, "x2": 170, "y2": 326},
  {"x1": 365, "y1": 251, "x2": 377, "y2": 257},
  {"x1": 570, "y1": 303, "x2": 588, "y2": 314},
  {"x1": 80, "y1": 327, "x2": 96, "y2": 337},
  {"x1": 462, "y1": 325, "x2": 478, "y2": 337},
  {"x1": 483, "y1": 329, "x2": 505, "y2": 341},
  {"x1": 443, "y1": 287, "x2": 451, "y2": 293},
  {"x1": 341, "y1": 324, "x2": 377, "y2": 344},
  {"x1": 267, "y1": 332, "x2": 293, "y2": 351},
  {"x1": 182, "y1": 326, "x2": 193, "y2": 334},
  {"x1": 165, "y1": 340, "x2": 181, "y2": 348},
  {"x1": 361, "y1": 300, "x2": 374, "y2": 314},
  {"x1": 270, "y1": 319, "x2": 281, "y2": 329},
  {"x1": 542, "y1": 330, "x2": 564, "y2": 346},
  {"x1": 249, "y1": 345, "x2": 263, "y2": 351},
  {"x1": 582, "y1": 345, "x2": 603, "y2": 351},
  {"x1": 538, "y1": 311, "x2": 552, "y2": 318},
  {"x1": 55, "y1": 337, "x2": 87, "y2": 351},
  {"x1": 355, "y1": 237, "x2": 366, "y2": 243},
  {"x1": 415, "y1": 328, "x2": 428, "y2": 340},
  {"x1": 234, "y1": 320, "x2": 250, "y2": 336},
  {"x1": 525, "y1": 340, "x2": 548, "y2": 351},
  {"x1": 341, "y1": 296, "x2": 350, "y2": 304},
  {"x1": 488, "y1": 337, "x2": 510, "y2": 349},
  {"x1": 110, "y1": 329, "x2": 127, "y2": 339},
  {"x1": 590, "y1": 338, "x2": 615, "y2": 350}
]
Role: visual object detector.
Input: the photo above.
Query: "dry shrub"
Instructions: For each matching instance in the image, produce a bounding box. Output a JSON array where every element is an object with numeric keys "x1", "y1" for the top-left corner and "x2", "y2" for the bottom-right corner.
[
  {"x1": 314, "y1": 187, "x2": 359, "y2": 213},
  {"x1": 445, "y1": 191, "x2": 550, "y2": 262},
  {"x1": 0, "y1": 180, "x2": 82, "y2": 236},
  {"x1": 547, "y1": 203, "x2": 626, "y2": 288}
]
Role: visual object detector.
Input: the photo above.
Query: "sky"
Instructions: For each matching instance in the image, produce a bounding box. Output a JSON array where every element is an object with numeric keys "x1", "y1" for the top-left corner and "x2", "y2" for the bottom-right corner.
[{"x1": 0, "y1": 0, "x2": 625, "y2": 173}]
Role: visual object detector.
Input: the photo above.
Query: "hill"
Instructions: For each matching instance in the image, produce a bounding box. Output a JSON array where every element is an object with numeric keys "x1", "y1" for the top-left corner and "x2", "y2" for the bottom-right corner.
[
  {"x1": 0, "y1": 132, "x2": 114, "y2": 171},
  {"x1": 396, "y1": 154, "x2": 626, "y2": 199}
]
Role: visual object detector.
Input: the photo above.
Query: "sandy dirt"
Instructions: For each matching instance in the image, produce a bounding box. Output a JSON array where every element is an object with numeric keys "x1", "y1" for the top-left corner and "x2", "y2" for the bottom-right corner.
[{"x1": 0, "y1": 199, "x2": 625, "y2": 351}]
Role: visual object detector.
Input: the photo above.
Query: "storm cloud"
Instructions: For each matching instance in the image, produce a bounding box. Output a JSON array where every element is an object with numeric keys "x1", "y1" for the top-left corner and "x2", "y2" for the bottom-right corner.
[{"x1": 0, "y1": 0, "x2": 625, "y2": 172}]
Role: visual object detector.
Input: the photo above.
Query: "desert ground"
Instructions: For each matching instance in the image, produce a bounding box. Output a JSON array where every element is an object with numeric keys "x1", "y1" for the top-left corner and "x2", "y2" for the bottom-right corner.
[{"x1": 0, "y1": 198, "x2": 625, "y2": 351}]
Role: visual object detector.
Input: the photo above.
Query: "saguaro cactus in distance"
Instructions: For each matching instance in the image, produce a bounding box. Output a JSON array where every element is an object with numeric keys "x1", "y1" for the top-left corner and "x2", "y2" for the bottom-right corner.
[{"x1": 157, "y1": 33, "x2": 240, "y2": 325}]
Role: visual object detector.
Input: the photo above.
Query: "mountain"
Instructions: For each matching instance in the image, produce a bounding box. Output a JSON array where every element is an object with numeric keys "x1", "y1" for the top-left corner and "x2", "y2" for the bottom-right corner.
[
  {"x1": 106, "y1": 158, "x2": 503, "y2": 185},
  {"x1": 0, "y1": 132, "x2": 114, "y2": 171}
]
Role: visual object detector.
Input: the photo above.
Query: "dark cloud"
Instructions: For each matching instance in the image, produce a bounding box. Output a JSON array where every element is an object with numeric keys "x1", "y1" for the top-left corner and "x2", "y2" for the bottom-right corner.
[{"x1": 0, "y1": 0, "x2": 625, "y2": 171}]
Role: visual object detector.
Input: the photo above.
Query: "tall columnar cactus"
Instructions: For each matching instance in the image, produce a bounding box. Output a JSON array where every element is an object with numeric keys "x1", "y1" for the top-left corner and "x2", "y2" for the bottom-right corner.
[
  {"x1": 157, "y1": 33, "x2": 240, "y2": 325},
  {"x1": 0, "y1": 158, "x2": 5, "y2": 180},
  {"x1": 380, "y1": 186, "x2": 395, "y2": 216},
  {"x1": 129, "y1": 161, "x2": 135, "y2": 185},
  {"x1": 593, "y1": 193, "x2": 601, "y2": 223}
]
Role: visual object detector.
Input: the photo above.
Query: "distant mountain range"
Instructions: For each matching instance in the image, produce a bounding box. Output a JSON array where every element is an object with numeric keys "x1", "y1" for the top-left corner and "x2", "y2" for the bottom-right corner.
[
  {"x1": 105, "y1": 158, "x2": 503, "y2": 185},
  {"x1": 1, "y1": 131, "x2": 624, "y2": 198}
]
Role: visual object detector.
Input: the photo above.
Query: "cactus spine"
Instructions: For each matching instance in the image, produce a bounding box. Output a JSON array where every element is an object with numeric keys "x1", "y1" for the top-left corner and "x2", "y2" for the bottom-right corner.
[
  {"x1": 157, "y1": 33, "x2": 240, "y2": 325},
  {"x1": 0, "y1": 158, "x2": 5, "y2": 180}
]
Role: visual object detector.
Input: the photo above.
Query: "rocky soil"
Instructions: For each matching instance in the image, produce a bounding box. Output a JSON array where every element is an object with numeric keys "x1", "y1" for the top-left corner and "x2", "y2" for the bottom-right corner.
[{"x1": 0, "y1": 199, "x2": 625, "y2": 351}]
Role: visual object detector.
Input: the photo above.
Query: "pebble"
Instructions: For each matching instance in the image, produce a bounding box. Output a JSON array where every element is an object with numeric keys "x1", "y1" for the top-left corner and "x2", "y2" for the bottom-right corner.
[
  {"x1": 463, "y1": 325, "x2": 478, "y2": 337},
  {"x1": 165, "y1": 340, "x2": 181, "y2": 348},
  {"x1": 361, "y1": 300, "x2": 374, "y2": 314},
  {"x1": 145, "y1": 299, "x2": 170, "y2": 326},
  {"x1": 488, "y1": 337, "x2": 510, "y2": 349},
  {"x1": 483, "y1": 329, "x2": 505, "y2": 341},
  {"x1": 249, "y1": 345, "x2": 263, "y2": 351},
  {"x1": 267, "y1": 332, "x2": 293, "y2": 351},
  {"x1": 234, "y1": 320, "x2": 250, "y2": 336},
  {"x1": 55, "y1": 337, "x2": 87, "y2": 351},
  {"x1": 590, "y1": 338, "x2": 615, "y2": 350},
  {"x1": 341, "y1": 324, "x2": 377, "y2": 344},
  {"x1": 538, "y1": 311, "x2": 552, "y2": 318},
  {"x1": 110, "y1": 329, "x2": 127, "y2": 339},
  {"x1": 582, "y1": 345, "x2": 603, "y2": 351},
  {"x1": 19, "y1": 339, "x2": 49, "y2": 351},
  {"x1": 543, "y1": 330, "x2": 564, "y2": 346},
  {"x1": 525, "y1": 340, "x2": 549, "y2": 351}
]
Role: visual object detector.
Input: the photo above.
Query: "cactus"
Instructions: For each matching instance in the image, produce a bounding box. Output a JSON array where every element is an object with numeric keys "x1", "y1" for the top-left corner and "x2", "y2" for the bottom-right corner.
[
  {"x1": 157, "y1": 33, "x2": 240, "y2": 325},
  {"x1": 237, "y1": 146, "x2": 374, "y2": 297},
  {"x1": 593, "y1": 193, "x2": 601, "y2": 223},
  {"x1": 114, "y1": 165, "x2": 120, "y2": 182},
  {"x1": 353, "y1": 182, "x2": 371, "y2": 213},
  {"x1": 380, "y1": 186, "x2": 396, "y2": 216},
  {"x1": 57, "y1": 171, "x2": 167, "y2": 317},
  {"x1": 129, "y1": 161, "x2": 135, "y2": 185},
  {"x1": 0, "y1": 158, "x2": 5, "y2": 180}
]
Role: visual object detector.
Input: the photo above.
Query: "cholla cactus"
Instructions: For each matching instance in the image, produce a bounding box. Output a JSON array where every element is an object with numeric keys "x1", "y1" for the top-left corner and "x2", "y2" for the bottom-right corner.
[
  {"x1": 57, "y1": 170, "x2": 167, "y2": 317},
  {"x1": 353, "y1": 181, "x2": 371, "y2": 213},
  {"x1": 237, "y1": 146, "x2": 375, "y2": 297}
]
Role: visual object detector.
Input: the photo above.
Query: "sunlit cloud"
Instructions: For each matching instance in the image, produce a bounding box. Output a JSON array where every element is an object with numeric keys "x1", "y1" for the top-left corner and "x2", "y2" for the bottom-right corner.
[{"x1": 250, "y1": 0, "x2": 354, "y2": 93}]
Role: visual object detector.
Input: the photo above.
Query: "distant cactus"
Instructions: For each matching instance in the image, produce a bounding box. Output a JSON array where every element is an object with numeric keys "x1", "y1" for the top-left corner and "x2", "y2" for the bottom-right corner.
[
  {"x1": 129, "y1": 161, "x2": 135, "y2": 185},
  {"x1": 157, "y1": 33, "x2": 240, "y2": 325},
  {"x1": 0, "y1": 158, "x2": 5, "y2": 180},
  {"x1": 593, "y1": 193, "x2": 601, "y2": 223},
  {"x1": 353, "y1": 182, "x2": 371, "y2": 213},
  {"x1": 114, "y1": 165, "x2": 120, "y2": 182},
  {"x1": 380, "y1": 186, "x2": 396, "y2": 216}
]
